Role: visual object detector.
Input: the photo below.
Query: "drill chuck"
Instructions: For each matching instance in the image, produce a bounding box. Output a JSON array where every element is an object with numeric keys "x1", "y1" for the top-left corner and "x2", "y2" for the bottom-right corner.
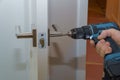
[{"x1": 68, "y1": 26, "x2": 92, "y2": 39}]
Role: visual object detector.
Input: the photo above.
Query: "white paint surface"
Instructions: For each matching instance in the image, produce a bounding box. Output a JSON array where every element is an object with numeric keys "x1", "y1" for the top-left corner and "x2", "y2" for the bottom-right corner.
[{"x1": 0, "y1": 0, "x2": 31, "y2": 80}]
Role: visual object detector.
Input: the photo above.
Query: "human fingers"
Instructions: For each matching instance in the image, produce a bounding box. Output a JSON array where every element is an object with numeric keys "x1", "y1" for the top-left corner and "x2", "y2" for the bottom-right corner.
[
  {"x1": 98, "y1": 30, "x2": 111, "y2": 40},
  {"x1": 101, "y1": 42, "x2": 112, "y2": 56},
  {"x1": 98, "y1": 29, "x2": 120, "y2": 49},
  {"x1": 90, "y1": 40, "x2": 95, "y2": 47},
  {"x1": 104, "y1": 41, "x2": 112, "y2": 52},
  {"x1": 96, "y1": 39, "x2": 106, "y2": 57},
  {"x1": 96, "y1": 39, "x2": 112, "y2": 57}
]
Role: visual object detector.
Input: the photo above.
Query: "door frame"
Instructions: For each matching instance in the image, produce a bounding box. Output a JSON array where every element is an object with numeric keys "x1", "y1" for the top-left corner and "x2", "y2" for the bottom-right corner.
[
  {"x1": 76, "y1": 0, "x2": 88, "y2": 80},
  {"x1": 29, "y1": 0, "x2": 49, "y2": 80},
  {"x1": 36, "y1": 0, "x2": 49, "y2": 80}
]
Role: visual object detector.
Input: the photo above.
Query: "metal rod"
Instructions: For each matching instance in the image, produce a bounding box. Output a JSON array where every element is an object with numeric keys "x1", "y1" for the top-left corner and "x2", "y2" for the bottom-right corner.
[
  {"x1": 50, "y1": 33, "x2": 69, "y2": 37},
  {"x1": 50, "y1": 31, "x2": 71, "y2": 37}
]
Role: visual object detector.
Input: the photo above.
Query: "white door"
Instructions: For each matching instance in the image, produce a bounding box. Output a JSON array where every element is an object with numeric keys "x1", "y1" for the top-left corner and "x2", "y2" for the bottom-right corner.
[
  {"x1": 0, "y1": 0, "x2": 31, "y2": 80},
  {"x1": 0, "y1": 0, "x2": 87, "y2": 80},
  {"x1": 0, "y1": 0, "x2": 48, "y2": 80}
]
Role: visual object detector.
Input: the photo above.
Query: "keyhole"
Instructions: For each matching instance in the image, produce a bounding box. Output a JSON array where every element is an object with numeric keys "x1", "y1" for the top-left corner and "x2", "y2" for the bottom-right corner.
[{"x1": 39, "y1": 38, "x2": 44, "y2": 48}]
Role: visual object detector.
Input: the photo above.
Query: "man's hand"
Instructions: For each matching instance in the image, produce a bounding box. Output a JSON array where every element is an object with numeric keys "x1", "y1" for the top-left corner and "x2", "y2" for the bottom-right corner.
[{"x1": 90, "y1": 29, "x2": 120, "y2": 57}]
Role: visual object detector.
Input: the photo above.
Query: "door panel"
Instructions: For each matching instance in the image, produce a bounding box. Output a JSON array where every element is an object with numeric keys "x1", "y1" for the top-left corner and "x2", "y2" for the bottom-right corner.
[
  {"x1": 0, "y1": 0, "x2": 30, "y2": 80},
  {"x1": 48, "y1": 0, "x2": 88, "y2": 80},
  {"x1": 48, "y1": 0, "x2": 77, "y2": 80}
]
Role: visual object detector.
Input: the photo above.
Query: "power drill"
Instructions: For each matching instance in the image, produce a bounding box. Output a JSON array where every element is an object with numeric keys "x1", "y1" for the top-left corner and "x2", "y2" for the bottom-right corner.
[{"x1": 68, "y1": 22, "x2": 120, "y2": 78}]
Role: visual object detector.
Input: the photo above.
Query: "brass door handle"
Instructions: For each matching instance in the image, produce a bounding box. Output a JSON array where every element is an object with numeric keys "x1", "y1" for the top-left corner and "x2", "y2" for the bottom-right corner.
[{"x1": 16, "y1": 26, "x2": 37, "y2": 47}]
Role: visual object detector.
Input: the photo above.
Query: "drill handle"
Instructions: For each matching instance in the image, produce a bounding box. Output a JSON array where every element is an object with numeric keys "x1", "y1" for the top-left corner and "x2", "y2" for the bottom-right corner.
[
  {"x1": 104, "y1": 37, "x2": 120, "y2": 77},
  {"x1": 105, "y1": 37, "x2": 120, "y2": 54}
]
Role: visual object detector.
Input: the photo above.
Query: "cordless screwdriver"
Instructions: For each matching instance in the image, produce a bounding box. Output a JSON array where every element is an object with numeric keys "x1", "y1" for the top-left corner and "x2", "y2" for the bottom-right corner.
[
  {"x1": 50, "y1": 22, "x2": 120, "y2": 78},
  {"x1": 67, "y1": 22, "x2": 120, "y2": 78}
]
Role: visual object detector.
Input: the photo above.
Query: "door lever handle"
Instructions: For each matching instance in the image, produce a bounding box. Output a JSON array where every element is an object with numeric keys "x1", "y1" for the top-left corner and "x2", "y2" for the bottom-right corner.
[
  {"x1": 16, "y1": 26, "x2": 37, "y2": 47},
  {"x1": 16, "y1": 32, "x2": 33, "y2": 38}
]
